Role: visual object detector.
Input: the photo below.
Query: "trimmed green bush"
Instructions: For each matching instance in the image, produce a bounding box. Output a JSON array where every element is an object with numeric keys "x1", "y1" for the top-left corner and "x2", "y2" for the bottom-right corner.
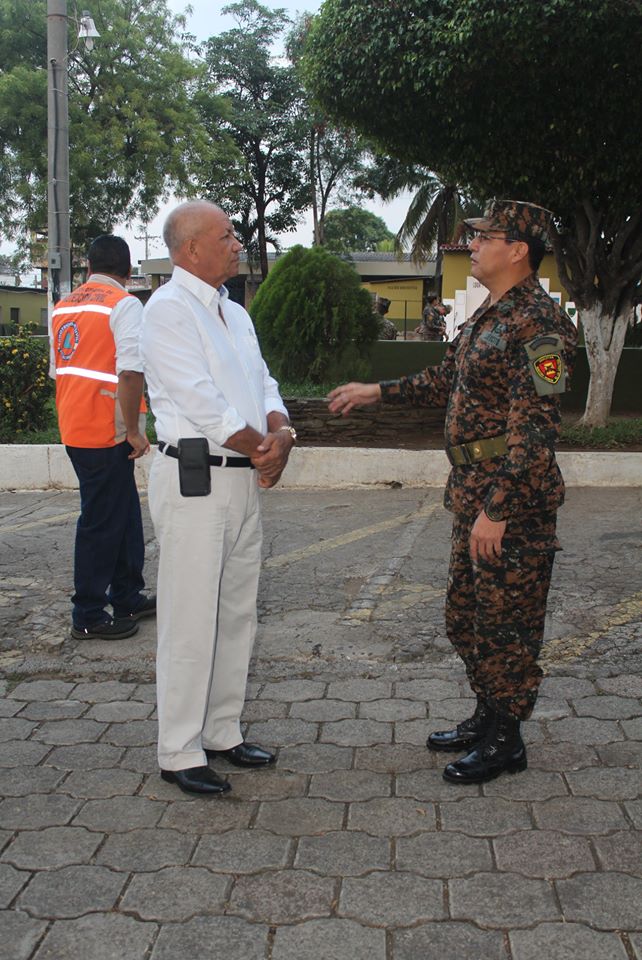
[
  {"x1": 0, "y1": 333, "x2": 53, "y2": 442},
  {"x1": 250, "y1": 245, "x2": 379, "y2": 384}
]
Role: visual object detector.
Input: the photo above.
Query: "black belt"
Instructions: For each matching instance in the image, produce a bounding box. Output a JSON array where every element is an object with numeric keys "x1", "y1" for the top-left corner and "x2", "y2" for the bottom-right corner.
[{"x1": 158, "y1": 442, "x2": 254, "y2": 468}]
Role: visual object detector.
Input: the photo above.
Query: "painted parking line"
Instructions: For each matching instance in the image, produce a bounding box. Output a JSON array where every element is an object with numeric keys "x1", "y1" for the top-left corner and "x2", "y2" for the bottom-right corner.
[
  {"x1": 541, "y1": 589, "x2": 642, "y2": 665},
  {"x1": 0, "y1": 497, "x2": 149, "y2": 533}
]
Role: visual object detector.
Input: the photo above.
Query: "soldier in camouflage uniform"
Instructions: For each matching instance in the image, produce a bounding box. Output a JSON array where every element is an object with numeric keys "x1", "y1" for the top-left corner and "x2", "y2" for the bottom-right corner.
[
  {"x1": 328, "y1": 200, "x2": 577, "y2": 784},
  {"x1": 418, "y1": 295, "x2": 448, "y2": 341}
]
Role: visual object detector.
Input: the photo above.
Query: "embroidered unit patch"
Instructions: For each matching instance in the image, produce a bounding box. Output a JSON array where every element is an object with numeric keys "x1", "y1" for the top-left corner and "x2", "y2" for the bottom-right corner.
[
  {"x1": 57, "y1": 320, "x2": 80, "y2": 360},
  {"x1": 534, "y1": 353, "x2": 562, "y2": 384},
  {"x1": 524, "y1": 334, "x2": 567, "y2": 396}
]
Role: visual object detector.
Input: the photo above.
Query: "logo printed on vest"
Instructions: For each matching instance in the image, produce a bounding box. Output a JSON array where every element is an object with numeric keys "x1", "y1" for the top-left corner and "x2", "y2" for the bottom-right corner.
[{"x1": 57, "y1": 320, "x2": 80, "y2": 360}]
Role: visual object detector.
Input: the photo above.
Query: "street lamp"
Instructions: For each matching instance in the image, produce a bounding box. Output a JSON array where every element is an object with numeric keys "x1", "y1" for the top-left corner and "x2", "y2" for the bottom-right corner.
[{"x1": 46, "y1": 2, "x2": 99, "y2": 305}]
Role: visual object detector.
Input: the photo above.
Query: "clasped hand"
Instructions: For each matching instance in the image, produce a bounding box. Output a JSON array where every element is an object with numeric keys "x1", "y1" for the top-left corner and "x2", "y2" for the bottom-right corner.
[{"x1": 252, "y1": 431, "x2": 292, "y2": 488}]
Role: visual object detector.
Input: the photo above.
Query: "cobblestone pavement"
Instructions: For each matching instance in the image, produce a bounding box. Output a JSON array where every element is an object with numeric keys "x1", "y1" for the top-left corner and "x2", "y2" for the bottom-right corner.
[{"x1": 0, "y1": 487, "x2": 640, "y2": 959}]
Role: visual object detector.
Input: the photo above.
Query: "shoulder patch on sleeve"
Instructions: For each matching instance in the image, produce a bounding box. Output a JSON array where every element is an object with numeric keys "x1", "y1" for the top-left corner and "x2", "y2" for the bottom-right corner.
[{"x1": 524, "y1": 334, "x2": 567, "y2": 396}]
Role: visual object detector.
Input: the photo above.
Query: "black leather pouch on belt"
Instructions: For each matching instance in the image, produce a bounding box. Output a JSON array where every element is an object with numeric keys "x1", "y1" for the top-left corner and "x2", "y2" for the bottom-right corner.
[{"x1": 177, "y1": 437, "x2": 211, "y2": 497}]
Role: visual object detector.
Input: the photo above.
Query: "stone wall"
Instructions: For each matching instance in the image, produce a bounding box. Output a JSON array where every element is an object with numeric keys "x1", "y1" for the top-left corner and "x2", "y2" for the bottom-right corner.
[{"x1": 283, "y1": 397, "x2": 445, "y2": 447}]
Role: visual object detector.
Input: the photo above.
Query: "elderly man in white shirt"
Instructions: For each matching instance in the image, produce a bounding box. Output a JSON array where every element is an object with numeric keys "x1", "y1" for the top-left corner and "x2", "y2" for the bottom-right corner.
[{"x1": 141, "y1": 200, "x2": 295, "y2": 796}]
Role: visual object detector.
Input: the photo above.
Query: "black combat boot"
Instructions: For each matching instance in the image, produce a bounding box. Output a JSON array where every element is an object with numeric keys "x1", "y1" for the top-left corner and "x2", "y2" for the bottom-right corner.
[
  {"x1": 427, "y1": 698, "x2": 494, "y2": 752},
  {"x1": 442, "y1": 712, "x2": 527, "y2": 784}
]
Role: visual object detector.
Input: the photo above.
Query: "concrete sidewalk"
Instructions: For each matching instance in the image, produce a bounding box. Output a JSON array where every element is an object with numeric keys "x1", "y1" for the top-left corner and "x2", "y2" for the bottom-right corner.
[{"x1": 0, "y1": 487, "x2": 641, "y2": 959}]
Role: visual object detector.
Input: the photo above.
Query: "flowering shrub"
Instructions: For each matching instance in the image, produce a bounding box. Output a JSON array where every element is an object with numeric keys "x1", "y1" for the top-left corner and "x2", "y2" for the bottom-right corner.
[{"x1": 0, "y1": 332, "x2": 53, "y2": 441}]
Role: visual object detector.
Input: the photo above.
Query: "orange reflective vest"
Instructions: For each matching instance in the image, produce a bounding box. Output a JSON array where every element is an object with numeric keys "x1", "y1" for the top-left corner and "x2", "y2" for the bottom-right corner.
[{"x1": 52, "y1": 281, "x2": 147, "y2": 448}]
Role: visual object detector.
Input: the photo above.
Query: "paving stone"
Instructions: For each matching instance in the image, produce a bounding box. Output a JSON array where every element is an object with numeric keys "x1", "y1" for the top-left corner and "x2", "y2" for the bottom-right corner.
[
  {"x1": 86, "y1": 701, "x2": 154, "y2": 722},
  {"x1": 393, "y1": 921, "x2": 508, "y2": 960},
  {"x1": 397, "y1": 768, "x2": 480, "y2": 801},
  {"x1": 9, "y1": 680, "x2": 75, "y2": 701},
  {"x1": 255, "y1": 798, "x2": 344, "y2": 835},
  {"x1": 539, "y1": 677, "x2": 595, "y2": 699},
  {"x1": 0, "y1": 717, "x2": 36, "y2": 741},
  {"x1": 243, "y1": 718, "x2": 317, "y2": 746},
  {"x1": 272, "y1": 918, "x2": 386, "y2": 960},
  {"x1": 0, "y1": 831, "x2": 11, "y2": 854},
  {"x1": 425, "y1": 697, "x2": 477, "y2": 723},
  {"x1": 482, "y1": 769, "x2": 568, "y2": 801},
  {"x1": 159, "y1": 798, "x2": 253, "y2": 834},
  {"x1": 597, "y1": 676, "x2": 642, "y2": 698},
  {"x1": 290, "y1": 699, "x2": 355, "y2": 721},
  {"x1": 320, "y1": 719, "x2": 392, "y2": 746},
  {"x1": 295, "y1": 831, "x2": 390, "y2": 876},
  {"x1": 530, "y1": 742, "x2": 598, "y2": 770},
  {"x1": 566, "y1": 766, "x2": 641, "y2": 800},
  {"x1": 118, "y1": 745, "x2": 157, "y2": 773},
  {"x1": 557, "y1": 872, "x2": 642, "y2": 929},
  {"x1": 354, "y1": 743, "x2": 437, "y2": 773},
  {"x1": 73, "y1": 796, "x2": 165, "y2": 832},
  {"x1": 510, "y1": 922, "x2": 629, "y2": 960},
  {"x1": 394, "y1": 718, "x2": 440, "y2": 745},
  {"x1": 16, "y1": 864, "x2": 125, "y2": 918},
  {"x1": 2, "y1": 826, "x2": 103, "y2": 870},
  {"x1": 521, "y1": 723, "x2": 546, "y2": 745},
  {"x1": 34, "y1": 913, "x2": 157, "y2": 960},
  {"x1": 222, "y1": 770, "x2": 308, "y2": 801},
  {"x1": 631, "y1": 933, "x2": 642, "y2": 960},
  {"x1": 0, "y1": 681, "x2": 6, "y2": 697},
  {"x1": 396, "y1": 832, "x2": 493, "y2": 877},
  {"x1": 0, "y1": 740, "x2": 51, "y2": 767},
  {"x1": 278, "y1": 743, "x2": 353, "y2": 773},
  {"x1": 440, "y1": 797, "x2": 533, "y2": 835},
  {"x1": 0, "y1": 765, "x2": 65, "y2": 796},
  {"x1": 18, "y1": 700, "x2": 88, "y2": 721},
  {"x1": 32, "y1": 719, "x2": 108, "y2": 745},
  {"x1": 530, "y1": 697, "x2": 572, "y2": 720},
  {"x1": 621, "y1": 717, "x2": 642, "y2": 739},
  {"x1": 348, "y1": 797, "x2": 436, "y2": 835},
  {"x1": 0, "y1": 862, "x2": 29, "y2": 907},
  {"x1": 0, "y1": 698, "x2": 21, "y2": 717},
  {"x1": 99, "y1": 719, "x2": 157, "y2": 747},
  {"x1": 624, "y1": 799, "x2": 642, "y2": 828},
  {"x1": 394, "y1": 678, "x2": 461, "y2": 701},
  {"x1": 0, "y1": 794, "x2": 80, "y2": 829},
  {"x1": 593, "y1": 831, "x2": 642, "y2": 875},
  {"x1": 71, "y1": 681, "x2": 137, "y2": 702},
  {"x1": 121, "y1": 865, "x2": 230, "y2": 921},
  {"x1": 0, "y1": 910, "x2": 47, "y2": 960},
  {"x1": 546, "y1": 717, "x2": 623, "y2": 744},
  {"x1": 96, "y1": 827, "x2": 195, "y2": 872},
  {"x1": 259, "y1": 680, "x2": 326, "y2": 701},
  {"x1": 598, "y1": 742, "x2": 642, "y2": 767},
  {"x1": 193, "y1": 829, "x2": 291, "y2": 873},
  {"x1": 532, "y1": 797, "x2": 628, "y2": 834},
  {"x1": 131, "y1": 683, "x2": 156, "y2": 703},
  {"x1": 230, "y1": 868, "x2": 335, "y2": 923},
  {"x1": 241, "y1": 699, "x2": 288, "y2": 721},
  {"x1": 327, "y1": 679, "x2": 392, "y2": 701},
  {"x1": 493, "y1": 830, "x2": 595, "y2": 878},
  {"x1": 61, "y1": 766, "x2": 144, "y2": 799},
  {"x1": 44, "y1": 743, "x2": 124, "y2": 769},
  {"x1": 151, "y1": 916, "x2": 267, "y2": 960},
  {"x1": 309, "y1": 769, "x2": 391, "y2": 801},
  {"x1": 573, "y1": 695, "x2": 641, "y2": 720},
  {"x1": 358, "y1": 698, "x2": 425, "y2": 722},
  {"x1": 340, "y1": 871, "x2": 445, "y2": 926},
  {"x1": 450, "y1": 871, "x2": 559, "y2": 927}
]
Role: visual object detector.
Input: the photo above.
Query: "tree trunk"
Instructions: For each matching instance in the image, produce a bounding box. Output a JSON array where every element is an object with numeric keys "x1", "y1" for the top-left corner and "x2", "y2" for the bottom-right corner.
[
  {"x1": 310, "y1": 130, "x2": 321, "y2": 245},
  {"x1": 579, "y1": 303, "x2": 632, "y2": 428}
]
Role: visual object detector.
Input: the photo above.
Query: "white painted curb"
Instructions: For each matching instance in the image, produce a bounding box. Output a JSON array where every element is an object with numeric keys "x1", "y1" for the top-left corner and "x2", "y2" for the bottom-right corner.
[{"x1": 1, "y1": 445, "x2": 640, "y2": 491}]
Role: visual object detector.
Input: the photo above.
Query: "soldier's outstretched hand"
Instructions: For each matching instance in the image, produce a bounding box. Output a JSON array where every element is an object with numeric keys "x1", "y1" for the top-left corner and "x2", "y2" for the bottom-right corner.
[{"x1": 327, "y1": 382, "x2": 382, "y2": 416}]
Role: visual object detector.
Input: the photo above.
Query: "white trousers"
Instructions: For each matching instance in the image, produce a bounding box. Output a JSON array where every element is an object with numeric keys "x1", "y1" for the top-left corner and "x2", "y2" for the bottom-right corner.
[{"x1": 148, "y1": 452, "x2": 262, "y2": 770}]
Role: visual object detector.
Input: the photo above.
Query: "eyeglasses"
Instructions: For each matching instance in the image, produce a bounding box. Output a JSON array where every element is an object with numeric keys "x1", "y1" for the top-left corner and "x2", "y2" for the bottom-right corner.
[{"x1": 468, "y1": 230, "x2": 521, "y2": 244}]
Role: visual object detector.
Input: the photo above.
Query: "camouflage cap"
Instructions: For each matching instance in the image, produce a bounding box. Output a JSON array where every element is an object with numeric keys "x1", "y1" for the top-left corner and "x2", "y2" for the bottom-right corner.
[{"x1": 463, "y1": 199, "x2": 553, "y2": 242}]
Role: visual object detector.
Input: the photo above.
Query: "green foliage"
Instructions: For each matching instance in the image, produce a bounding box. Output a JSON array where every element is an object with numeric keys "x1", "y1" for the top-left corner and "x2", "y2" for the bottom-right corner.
[
  {"x1": 323, "y1": 206, "x2": 394, "y2": 253},
  {"x1": 560, "y1": 417, "x2": 642, "y2": 448},
  {"x1": 0, "y1": 332, "x2": 53, "y2": 441},
  {"x1": 250, "y1": 245, "x2": 379, "y2": 383}
]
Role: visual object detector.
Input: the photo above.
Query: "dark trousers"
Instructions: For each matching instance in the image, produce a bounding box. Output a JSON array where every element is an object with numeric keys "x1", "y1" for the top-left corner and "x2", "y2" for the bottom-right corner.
[
  {"x1": 445, "y1": 512, "x2": 558, "y2": 721},
  {"x1": 66, "y1": 442, "x2": 145, "y2": 627}
]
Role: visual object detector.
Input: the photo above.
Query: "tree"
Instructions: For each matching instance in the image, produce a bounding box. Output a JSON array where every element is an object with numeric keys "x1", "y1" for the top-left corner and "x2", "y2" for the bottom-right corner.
[
  {"x1": 0, "y1": 0, "x2": 215, "y2": 252},
  {"x1": 323, "y1": 206, "x2": 394, "y2": 254},
  {"x1": 196, "y1": 0, "x2": 310, "y2": 280},
  {"x1": 250, "y1": 245, "x2": 378, "y2": 383},
  {"x1": 304, "y1": 0, "x2": 642, "y2": 426}
]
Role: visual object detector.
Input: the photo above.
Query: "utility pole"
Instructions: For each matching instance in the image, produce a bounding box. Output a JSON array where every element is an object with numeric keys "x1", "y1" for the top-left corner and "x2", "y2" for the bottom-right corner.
[
  {"x1": 135, "y1": 225, "x2": 161, "y2": 261},
  {"x1": 47, "y1": 0, "x2": 71, "y2": 306}
]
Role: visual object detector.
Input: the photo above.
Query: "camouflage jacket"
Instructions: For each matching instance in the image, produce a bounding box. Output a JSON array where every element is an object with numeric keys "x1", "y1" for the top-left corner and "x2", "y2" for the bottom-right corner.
[{"x1": 380, "y1": 274, "x2": 578, "y2": 520}]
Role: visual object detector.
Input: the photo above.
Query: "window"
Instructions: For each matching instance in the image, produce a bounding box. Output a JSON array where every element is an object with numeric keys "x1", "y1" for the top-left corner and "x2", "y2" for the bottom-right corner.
[{"x1": 10, "y1": 307, "x2": 20, "y2": 325}]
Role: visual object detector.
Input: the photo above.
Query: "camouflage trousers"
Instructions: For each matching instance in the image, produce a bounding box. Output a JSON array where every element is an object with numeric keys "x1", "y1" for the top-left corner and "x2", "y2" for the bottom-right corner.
[{"x1": 446, "y1": 512, "x2": 559, "y2": 720}]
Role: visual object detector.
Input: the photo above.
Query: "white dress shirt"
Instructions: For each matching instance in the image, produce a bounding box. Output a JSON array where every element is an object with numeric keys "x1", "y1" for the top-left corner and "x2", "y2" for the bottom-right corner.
[{"x1": 140, "y1": 265, "x2": 288, "y2": 453}]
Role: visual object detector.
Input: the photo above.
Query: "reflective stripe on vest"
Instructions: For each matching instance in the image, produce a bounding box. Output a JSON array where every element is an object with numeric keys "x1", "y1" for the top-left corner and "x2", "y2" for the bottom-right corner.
[
  {"x1": 52, "y1": 305, "x2": 113, "y2": 318},
  {"x1": 55, "y1": 366, "x2": 119, "y2": 384}
]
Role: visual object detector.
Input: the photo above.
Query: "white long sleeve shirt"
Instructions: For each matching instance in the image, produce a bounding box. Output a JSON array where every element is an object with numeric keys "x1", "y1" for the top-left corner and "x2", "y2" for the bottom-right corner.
[{"x1": 140, "y1": 265, "x2": 288, "y2": 453}]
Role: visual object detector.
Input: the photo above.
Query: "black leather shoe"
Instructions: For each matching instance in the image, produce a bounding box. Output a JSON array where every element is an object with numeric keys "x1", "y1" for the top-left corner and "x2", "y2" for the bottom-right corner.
[
  {"x1": 114, "y1": 595, "x2": 157, "y2": 621},
  {"x1": 442, "y1": 713, "x2": 526, "y2": 784},
  {"x1": 160, "y1": 766, "x2": 231, "y2": 795},
  {"x1": 71, "y1": 618, "x2": 139, "y2": 641},
  {"x1": 206, "y1": 742, "x2": 276, "y2": 767},
  {"x1": 427, "y1": 699, "x2": 493, "y2": 752}
]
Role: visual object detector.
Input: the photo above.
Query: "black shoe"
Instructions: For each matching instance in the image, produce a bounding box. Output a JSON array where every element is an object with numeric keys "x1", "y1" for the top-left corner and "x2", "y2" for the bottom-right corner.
[
  {"x1": 114, "y1": 595, "x2": 157, "y2": 621},
  {"x1": 427, "y1": 699, "x2": 493, "y2": 752},
  {"x1": 206, "y1": 742, "x2": 276, "y2": 768},
  {"x1": 442, "y1": 713, "x2": 527, "y2": 784},
  {"x1": 70, "y1": 618, "x2": 139, "y2": 641},
  {"x1": 160, "y1": 766, "x2": 231, "y2": 796}
]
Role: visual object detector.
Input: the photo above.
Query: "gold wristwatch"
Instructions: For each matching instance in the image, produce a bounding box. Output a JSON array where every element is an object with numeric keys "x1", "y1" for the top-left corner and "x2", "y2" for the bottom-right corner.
[{"x1": 277, "y1": 425, "x2": 297, "y2": 441}]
